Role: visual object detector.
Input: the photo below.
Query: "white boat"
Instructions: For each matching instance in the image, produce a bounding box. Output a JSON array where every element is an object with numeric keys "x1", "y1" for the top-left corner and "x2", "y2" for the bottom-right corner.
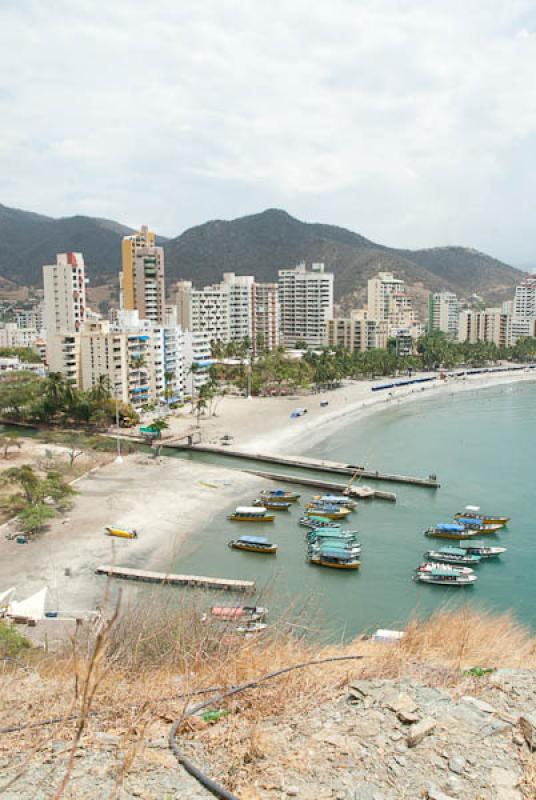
[
  {"x1": 459, "y1": 540, "x2": 507, "y2": 558},
  {"x1": 414, "y1": 569, "x2": 477, "y2": 586},
  {"x1": 416, "y1": 562, "x2": 474, "y2": 576}
]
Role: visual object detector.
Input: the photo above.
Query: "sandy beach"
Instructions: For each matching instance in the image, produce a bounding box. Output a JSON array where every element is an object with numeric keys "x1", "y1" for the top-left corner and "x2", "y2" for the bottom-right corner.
[{"x1": 1, "y1": 365, "x2": 535, "y2": 626}]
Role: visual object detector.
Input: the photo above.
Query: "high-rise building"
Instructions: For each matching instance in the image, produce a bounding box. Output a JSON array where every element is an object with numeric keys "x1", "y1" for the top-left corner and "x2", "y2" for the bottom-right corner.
[
  {"x1": 279, "y1": 262, "x2": 333, "y2": 348},
  {"x1": 222, "y1": 273, "x2": 254, "y2": 342},
  {"x1": 509, "y1": 276, "x2": 536, "y2": 345},
  {"x1": 80, "y1": 319, "x2": 129, "y2": 403},
  {"x1": 175, "y1": 280, "x2": 230, "y2": 342},
  {"x1": 120, "y1": 225, "x2": 165, "y2": 324},
  {"x1": 183, "y1": 331, "x2": 212, "y2": 397},
  {"x1": 367, "y1": 272, "x2": 407, "y2": 322},
  {"x1": 43, "y1": 252, "x2": 87, "y2": 380},
  {"x1": 252, "y1": 282, "x2": 280, "y2": 353},
  {"x1": 428, "y1": 292, "x2": 459, "y2": 338},
  {"x1": 325, "y1": 310, "x2": 386, "y2": 352},
  {"x1": 458, "y1": 308, "x2": 509, "y2": 348}
]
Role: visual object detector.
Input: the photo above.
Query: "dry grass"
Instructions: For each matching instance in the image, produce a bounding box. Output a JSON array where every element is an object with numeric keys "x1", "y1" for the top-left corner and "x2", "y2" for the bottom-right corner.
[{"x1": 1, "y1": 602, "x2": 535, "y2": 796}]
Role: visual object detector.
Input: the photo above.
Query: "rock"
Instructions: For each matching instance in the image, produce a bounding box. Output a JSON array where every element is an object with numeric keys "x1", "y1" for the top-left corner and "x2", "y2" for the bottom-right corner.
[
  {"x1": 480, "y1": 721, "x2": 511, "y2": 738},
  {"x1": 356, "y1": 718, "x2": 381, "y2": 738},
  {"x1": 397, "y1": 710, "x2": 420, "y2": 724},
  {"x1": 285, "y1": 787, "x2": 299, "y2": 796},
  {"x1": 386, "y1": 693, "x2": 417, "y2": 715},
  {"x1": 349, "y1": 681, "x2": 371, "y2": 698},
  {"x1": 406, "y1": 717, "x2": 436, "y2": 748},
  {"x1": 519, "y1": 713, "x2": 536, "y2": 750},
  {"x1": 426, "y1": 788, "x2": 457, "y2": 800},
  {"x1": 352, "y1": 782, "x2": 386, "y2": 800},
  {"x1": 489, "y1": 767, "x2": 522, "y2": 800},
  {"x1": 460, "y1": 696, "x2": 496, "y2": 714},
  {"x1": 448, "y1": 756, "x2": 465, "y2": 775},
  {"x1": 95, "y1": 732, "x2": 121, "y2": 746}
]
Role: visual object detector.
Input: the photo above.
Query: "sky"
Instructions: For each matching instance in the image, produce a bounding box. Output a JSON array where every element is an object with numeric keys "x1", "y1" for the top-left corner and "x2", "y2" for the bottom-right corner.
[{"x1": 1, "y1": 0, "x2": 536, "y2": 266}]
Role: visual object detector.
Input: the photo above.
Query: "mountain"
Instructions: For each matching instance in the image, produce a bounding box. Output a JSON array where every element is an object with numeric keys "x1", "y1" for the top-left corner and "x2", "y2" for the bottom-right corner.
[{"x1": 0, "y1": 204, "x2": 523, "y2": 309}]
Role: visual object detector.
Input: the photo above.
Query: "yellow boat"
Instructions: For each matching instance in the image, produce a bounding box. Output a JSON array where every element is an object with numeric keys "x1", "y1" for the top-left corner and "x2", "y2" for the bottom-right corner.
[
  {"x1": 228, "y1": 506, "x2": 275, "y2": 522},
  {"x1": 105, "y1": 526, "x2": 138, "y2": 539},
  {"x1": 259, "y1": 489, "x2": 300, "y2": 502},
  {"x1": 309, "y1": 551, "x2": 360, "y2": 570},
  {"x1": 305, "y1": 507, "x2": 351, "y2": 520},
  {"x1": 229, "y1": 536, "x2": 278, "y2": 554},
  {"x1": 454, "y1": 507, "x2": 510, "y2": 526}
]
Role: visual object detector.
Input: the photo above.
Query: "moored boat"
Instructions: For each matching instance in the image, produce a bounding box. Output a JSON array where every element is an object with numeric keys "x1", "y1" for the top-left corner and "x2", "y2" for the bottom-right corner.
[
  {"x1": 228, "y1": 536, "x2": 278, "y2": 554},
  {"x1": 424, "y1": 547, "x2": 481, "y2": 566},
  {"x1": 228, "y1": 506, "x2": 275, "y2": 522},
  {"x1": 253, "y1": 498, "x2": 291, "y2": 511},
  {"x1": 236, "y1": 622, "x2": 268, "y2": 634},
  {"x1": 306, "y1": 528, "x2": 359, "y2": 543},
  {"x1": 454, "y1": 506, "x2": 510, "y2": 526},
  {"x1": 299, "y1": 516, "x2": 342, "y2": 529},
  {"x1": 413, "y1": 568, "x2": 477, "y2": 586},
  {"x1": 259, "y1": 488, "x2": 300, "y2": 502},
  {"x1": 453, "y1": 517, "x2": 504, "y2": 534},
  {"x1": 309, "y1": 547, "x2": 361, "y2": 570},
  {"x1": 311, "y1": 494, "x2": 358, "y2": 509},
  {"x1": 424, "y1": 523, "x2": 478, "y2": 540},
  {"x1": 416, "y1": 562, "x2": 474, "y2": 576},
  {"x1": 458, "y1": 540, "x2": 507, "y2": 558},
  {"x1": 209, "y1": 605, "x2": 268, "y2": 622},
  {"x1": 105, "y1": 526, "x2": 138, "y2": 539},
  {"x1": 305, "y1": 505, "x2": 352, "y2": 520}
]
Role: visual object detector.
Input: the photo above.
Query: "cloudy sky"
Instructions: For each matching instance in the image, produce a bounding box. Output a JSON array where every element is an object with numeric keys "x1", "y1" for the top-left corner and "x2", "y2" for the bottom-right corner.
[{"x1": 1, "y1": 0, "x2": 536, "y2": 265}]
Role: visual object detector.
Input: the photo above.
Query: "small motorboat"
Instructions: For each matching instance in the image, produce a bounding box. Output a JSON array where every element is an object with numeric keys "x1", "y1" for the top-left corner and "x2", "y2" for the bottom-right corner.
[
  {"x1": 228, "y1": 506, "x2": 275, "y2": 522},
  {"x1": 306, "y1": 529, "x2": 359, "y2": 543},
  {"x1": 259, "y1": 488, "x2": 300, "y2": 502},
  {"x1": 236, "y1": 622, "x2": 268, "y2": 634},
  {"x1": 416, "y1": 562, "x2": 474, "y2": 576},
  {"x1": 414, "y1": 568, "x2": 477, "y2": 586},
  {"x1": 309, "y1": 548, "x2": 360, "y2": 570},
  {"x1": 311, "y1": 495, "x2": 358, "y2": 510},
  {"x1": 424, "y1": 547, "x2": 481, "y2": 566},
  {"x1": 228, "y1": 536, "x2": 278, "y2": 554},
  {"x1": 253, "y1": 498, "x2": 291, "y2": 511},
  {"x1": 453, "y1": 517, "x2": 504, "y2": 534},
  {"x1": 299, "y1": 516, "x2": 342, "y2": 529},
  {"x1": 305, "y1": 505, "x2": 352, "y2": 520},
  {"x1": 209, "y1": 605, "x2": 268, "y2": 622},
  {"x1": 458, "y1": 540, "x2": 507, "y2": 558},
  {"x1": 424, "y1": 523, "x2": 478, "y2": 540},
  {"x1": 308, "y1": 542, "x2": 362, "y2": 557},
  {"x1": 105, "y1": 526, "x2": 138, "y2": 539},
  {"x1": 454, "y1": 506, "x2": 510, "y2": 526}
]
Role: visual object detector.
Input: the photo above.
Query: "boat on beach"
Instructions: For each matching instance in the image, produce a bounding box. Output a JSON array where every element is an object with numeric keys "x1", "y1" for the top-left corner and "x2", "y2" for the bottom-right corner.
[
  {"x1": 259, "y1": 488, "x2": 300, "y2": 502},
  {"x1": 414, "y1": 568, "x2": 477, "y2": 586},
  {"x1": 459, "y1": 540, "x2": 507, "y2": 558},
  {"x1": 105, "y1": 526, "x2": 138, "y2": 539},
  {"x1": 228, "y1": 506, "x2": 275, "y2": 522},
  {"x1": 424, "y1": 547, "x2": 482, "y2": 566},
  {"x1": 228, "y1": 535, "x2": 278, "y2": 554},
  {"x1": 424, "y1": 523, "x2": 478, "y2": 540},
  {"x1": 253, "y1": 498, "x2": 291, "y2": 511},
  {"x1": 308, "y1": 547, "x2": 361, "y2": 570},
  {"x1": 416, "y1": 562, "x2": 474, "y2": 576},
  {"x1": 454, "y1": 506, "x2": 510, "y2": 526}
]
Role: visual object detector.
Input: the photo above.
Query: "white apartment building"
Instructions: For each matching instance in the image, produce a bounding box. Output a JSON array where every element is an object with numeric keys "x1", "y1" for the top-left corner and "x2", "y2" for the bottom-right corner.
[
  {"x1": 183, "y1": 331, "x2": 212, "y2": 397},
  {"x1": 176, "y1": 281, "x2": 230, "y2": 343},
  {"x1": 252, "y1": 282, "x2": 280, "y2": 353},
  {"x1": 325, "y1": 310, "x2": 387, "y2": 352},
  {"x1": 278, "y1": 262, "x2": 333, "y2": 348},
  {"x1": 508, "y1": 277, "x2": 536, "y2": 345},
  {"x1": 428, "y1": 292, "x2": 459, "y2": 338},
  {"x1": 222, "y1": 272, "x2": 254, "y2": 342},
  {"x1": 80, "y1": 319, "x2": 129, "y2": 403},
  {"x1": 15, "y1": 303, "x2": 45, "y2": 331},
  {"x1": 152, "y1": 324, "x2": 185, "y2": 405},
  {"x1": 367, "y1": 272, "x2": 407, "y2": 321},
  {"x1": 0, "y1": 323, "x2": 39, "y2": 349},
  {"x1": 43, "y1": 252, "x2": 87, "y2": 380},
  {"x1": 121, "y1": 225, "x2": 165, "y2": 324}
]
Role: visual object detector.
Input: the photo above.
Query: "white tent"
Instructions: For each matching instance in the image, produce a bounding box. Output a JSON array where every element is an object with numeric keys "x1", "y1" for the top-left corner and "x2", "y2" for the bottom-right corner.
[
  {"x1": 0, "y1": 587, "x2": 15, "y2": 613},
  {"x1": 8, "y1": 587, "x2": 48, "y2": 621}
]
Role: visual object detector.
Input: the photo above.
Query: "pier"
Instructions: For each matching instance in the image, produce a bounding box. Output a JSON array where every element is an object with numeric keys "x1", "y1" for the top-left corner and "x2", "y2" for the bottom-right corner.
[
  {"x1": 244, "y1": 469, "x2": 397, "y2": 502},
  {"x1": 166, "y1": 443, "x2": 439, "y2": 488},
  {"x1": 95, "y1": 565, "x2": 255, "y2": 593}
]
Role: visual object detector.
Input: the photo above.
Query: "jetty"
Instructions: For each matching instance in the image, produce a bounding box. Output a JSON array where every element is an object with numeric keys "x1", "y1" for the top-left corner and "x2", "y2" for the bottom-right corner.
[
  {"x1": 95, "y1": 565, "x2": 255, "y2": 593},
  {"x1": 165, "y1": 443, "x2": 439, "y2": 488},
  {"x1": 244, "y1": 469, "x2": 397, "y2": 502}
]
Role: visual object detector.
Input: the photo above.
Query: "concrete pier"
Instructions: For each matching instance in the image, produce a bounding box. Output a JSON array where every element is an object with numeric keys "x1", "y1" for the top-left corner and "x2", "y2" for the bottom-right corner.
[
  {"x1": 244, "y1": 469, "x2": 397, "y2": 502},
  {"x1": 166, "y1": 443, "x2": 439, "y2": 488},
  {"x1": 96, "y1": 565, "x2": 255, "y2": 593}
]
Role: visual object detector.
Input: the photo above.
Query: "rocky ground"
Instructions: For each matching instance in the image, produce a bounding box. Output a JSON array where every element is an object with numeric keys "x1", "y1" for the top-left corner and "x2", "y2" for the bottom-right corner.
[{"x1": 2, "y1": 669, "x2": 536, "y2": 799}]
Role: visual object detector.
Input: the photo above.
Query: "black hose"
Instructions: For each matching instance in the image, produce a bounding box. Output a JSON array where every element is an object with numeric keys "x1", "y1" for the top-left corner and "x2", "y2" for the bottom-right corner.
[{"x1": 168, "y1": 654, "x2": 364, "y2": 800}]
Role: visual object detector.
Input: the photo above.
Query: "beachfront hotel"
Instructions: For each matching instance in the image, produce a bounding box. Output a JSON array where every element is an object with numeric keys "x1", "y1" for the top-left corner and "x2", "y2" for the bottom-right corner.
[
  {"x1": 278, "y1": 262, "x2": 334, "y2": 348},
  {"x1": 120, "y1": 225, "x2": 166, "y2": 325}
]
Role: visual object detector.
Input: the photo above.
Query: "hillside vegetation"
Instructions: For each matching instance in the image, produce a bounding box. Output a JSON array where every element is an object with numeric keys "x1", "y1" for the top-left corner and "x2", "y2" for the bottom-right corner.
[{"x1": 0, "y1": 204, "x2": 523, "y2": 309}]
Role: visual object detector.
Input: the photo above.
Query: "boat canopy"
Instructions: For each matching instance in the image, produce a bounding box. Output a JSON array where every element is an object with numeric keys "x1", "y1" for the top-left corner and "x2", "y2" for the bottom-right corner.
[
  {"x1": 310, "y1": 529, "x2": 352, "y2": 537},
  {"x1": 238, "y1": 536, "x2": 270, "y2": 545},
  {"x1": 319, "y1": 548, "x2": 356, "y2": 560},
  {"x1": 320, "y1": 495, "x2": 347, "y2": 503},
  {"x1": 236, "y1": 506, "x2": 266, "y2": 514},
  {"x1": 436, "y1": 523, "x2": 464, "y2": 532},
  {"x1": 456, "y1": 517, "x2": 483, "y2": 525},
  {"x1": 465, "y1": 505, "x2": 481, "y2": 512},
  {"x1": 437, "y1": 547, "x2": 472, "y2": 556},
  {"x1": 430, "y1": 568, "x2": 460, "y2": 577},
  {"x1": 268, "y1": 489, "x2": 287, "y2": 496},
  {"x1": 308, "y1": 515, "x2": 336, "y2": 523}
]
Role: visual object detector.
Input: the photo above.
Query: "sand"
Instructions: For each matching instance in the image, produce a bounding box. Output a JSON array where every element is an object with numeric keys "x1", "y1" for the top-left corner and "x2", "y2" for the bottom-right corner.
[{"x1": 1, "y1": 365, "x2": 534, "y2": 622}]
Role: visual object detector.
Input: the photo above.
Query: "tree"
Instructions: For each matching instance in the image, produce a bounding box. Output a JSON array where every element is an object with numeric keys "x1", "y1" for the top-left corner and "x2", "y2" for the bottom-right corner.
[
  {"x1": 1, "y1": 436, "x2": 22, "y2": 459},
  {"x1": 18, "y1": 503, "x2": 56, "y2": 535},
  {"x1": 150, "y1": 417, "x2": 169, "y2": 436},
  {"x1": 3, "y1": 465, "x2": 42, "y2": 505},
  {"x1": 89, "y1": 374, "x2": 112, "y2": 403}
]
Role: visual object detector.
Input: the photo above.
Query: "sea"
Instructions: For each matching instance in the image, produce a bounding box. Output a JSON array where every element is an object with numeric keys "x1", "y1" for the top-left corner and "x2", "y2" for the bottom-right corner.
[{"x1": 172, "y1": 379, "x2": 536, "y2": 640}]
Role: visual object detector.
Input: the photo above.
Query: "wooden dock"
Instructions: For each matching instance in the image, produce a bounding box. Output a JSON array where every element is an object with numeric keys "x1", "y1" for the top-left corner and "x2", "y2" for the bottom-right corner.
[
  {"x1": 167, "y1": 443, "x2": 439, "y2": 488},
  {"x1": 95, "y1": 565, "x2": 255, "y2": 593},
  {"x1": 244, "y1": 469, "x2": 397, "y2": 502}
]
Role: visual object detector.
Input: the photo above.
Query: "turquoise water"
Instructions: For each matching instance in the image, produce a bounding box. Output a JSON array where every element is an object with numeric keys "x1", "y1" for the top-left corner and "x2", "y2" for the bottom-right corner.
[{"x1": 174, "y1": 381, "x2": 536, "y2": 638}]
